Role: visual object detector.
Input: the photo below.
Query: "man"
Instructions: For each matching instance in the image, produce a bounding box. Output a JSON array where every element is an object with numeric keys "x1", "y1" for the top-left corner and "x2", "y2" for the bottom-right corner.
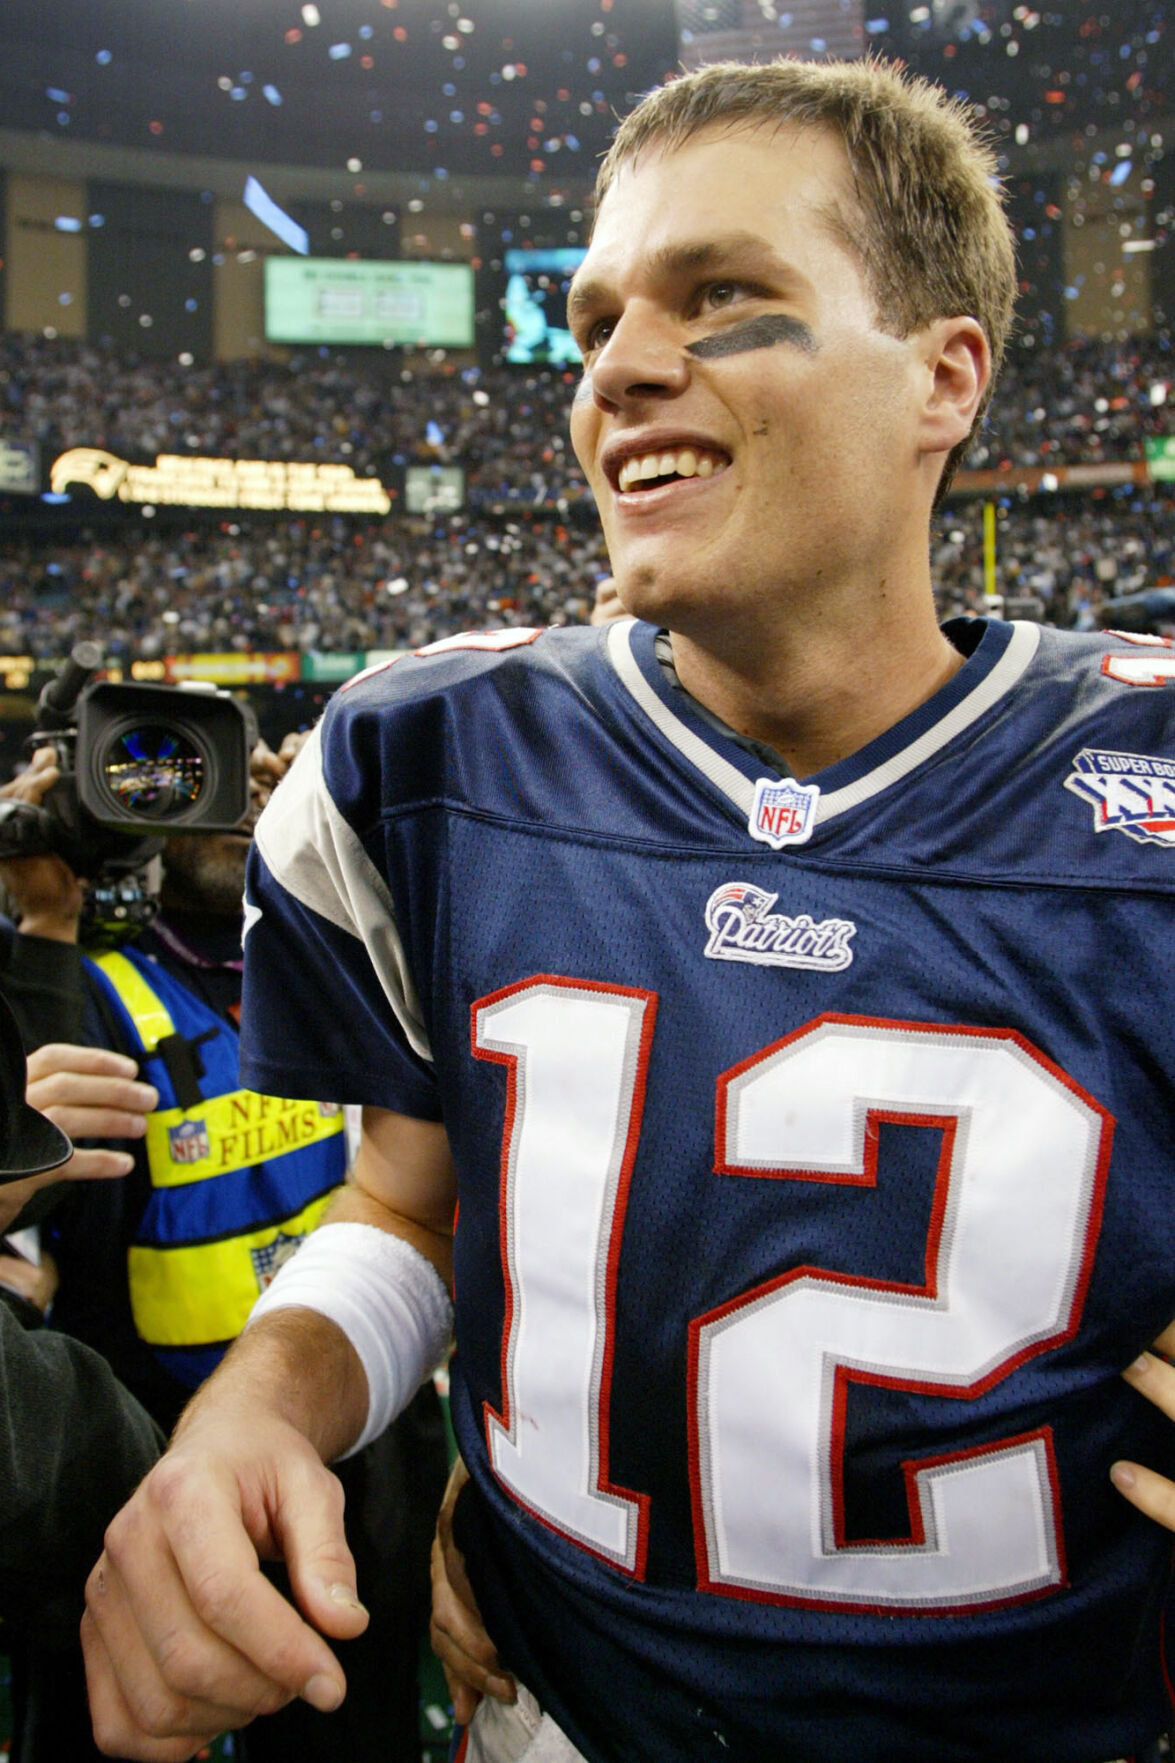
[
  {"x1": 1, "y1": 734, "x2": 445, "y2": 1761},
  {"x1": 83, "y1": 57, "x2": 1175, "y2": 1763},
  {"x1": 0, "y1": 1002, "x2": 164, "y2": 1760},
  {"x1": 0, "y1": 737, "x2": 347, "y2": 1431}
]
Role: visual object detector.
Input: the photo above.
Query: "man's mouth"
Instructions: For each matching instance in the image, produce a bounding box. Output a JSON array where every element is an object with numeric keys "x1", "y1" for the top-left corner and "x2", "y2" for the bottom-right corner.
[{"x1": 616, "y1": 446, "x2": 730, "y2": 493}]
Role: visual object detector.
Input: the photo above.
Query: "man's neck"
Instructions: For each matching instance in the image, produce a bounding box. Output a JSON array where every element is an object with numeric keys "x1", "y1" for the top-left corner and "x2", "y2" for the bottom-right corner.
[{"x1": 668, "y1": 599, "x2": 967, "y2": 780}]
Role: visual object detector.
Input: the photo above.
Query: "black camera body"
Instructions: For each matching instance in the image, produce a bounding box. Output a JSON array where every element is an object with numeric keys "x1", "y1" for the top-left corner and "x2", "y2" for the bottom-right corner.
[
  {"x1": 72, "y1": 680, "x2": 250, "y2": 836},
  {"x1": 0, "y1": 644, "x2": 252, "y2": 939}
]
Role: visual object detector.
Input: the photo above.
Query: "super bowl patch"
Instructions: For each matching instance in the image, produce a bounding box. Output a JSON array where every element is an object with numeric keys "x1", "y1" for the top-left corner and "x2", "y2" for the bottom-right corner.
[
  {"x1": 1064, "y1": 748, "x2": 1175, "y2": 848},
  {"x1": 168, "y1": 1118, "x2": 210, "y2": 1164},
  {"x1": 748, "y1": 776, "x2": 820, "y2": 849}
]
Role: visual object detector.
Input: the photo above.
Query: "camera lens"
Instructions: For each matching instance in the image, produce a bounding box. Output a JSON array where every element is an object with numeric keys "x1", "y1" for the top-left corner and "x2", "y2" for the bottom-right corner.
[{"x1": 99, "y1": 722, "x2": 207, "y2": 820}]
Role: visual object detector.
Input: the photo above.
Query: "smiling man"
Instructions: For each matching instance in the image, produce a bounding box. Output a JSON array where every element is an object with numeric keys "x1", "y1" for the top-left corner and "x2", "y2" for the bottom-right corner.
[{"x1": 82, "y1": 59, "x2": 1175, "y2": 1763}]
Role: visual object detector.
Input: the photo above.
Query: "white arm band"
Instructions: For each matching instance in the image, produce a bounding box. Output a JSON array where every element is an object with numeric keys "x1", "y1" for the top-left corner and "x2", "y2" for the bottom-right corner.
[{"x1": 246, "y1": 1221, "x2": 454, "y2": 1458}]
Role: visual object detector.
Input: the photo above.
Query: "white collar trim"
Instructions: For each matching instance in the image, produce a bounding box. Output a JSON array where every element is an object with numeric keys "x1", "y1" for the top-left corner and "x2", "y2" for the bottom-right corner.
[{"x1": 606, "y1": 617, "x2": 1042, "y2": 828}]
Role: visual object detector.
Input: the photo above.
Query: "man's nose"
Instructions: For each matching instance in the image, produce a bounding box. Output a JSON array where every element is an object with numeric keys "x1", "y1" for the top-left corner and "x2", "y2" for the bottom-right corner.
[{"x1": 588, "y1": 304, "x2": 689, "y2": 410}]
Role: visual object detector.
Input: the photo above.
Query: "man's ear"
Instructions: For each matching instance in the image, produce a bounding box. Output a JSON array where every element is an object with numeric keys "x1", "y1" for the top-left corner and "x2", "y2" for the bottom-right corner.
[{"x1": 918, "y1": 316, "x2": 990, "y2": 459}]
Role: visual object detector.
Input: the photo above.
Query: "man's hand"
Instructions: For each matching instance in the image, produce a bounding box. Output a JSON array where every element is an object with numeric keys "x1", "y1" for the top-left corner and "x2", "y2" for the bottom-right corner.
[
  {"x1": 1112, "y1": 1320, "x2": 1175, "y2": 1529},
  {"x1": 27, "y1": 1042, "x2": 158, "y2": 1160},
  {"x1": 0, "y1": 746, "x2": 85, "y2": 940},
  {"x1": 0, "y1": 1045, "x2": 158, "y2": 1231},
  {"x1": 82, "y1": 1351, "x2": 370, "y2": 1759},
  {"x1": 248, "y1": 733, "x2": 311, "y2": 816},
  {"x1": 430, "y1": 1455, "x2": 516, "y2": 1726},
  {"x1": 0, "y1": 1246, "x2": 60, "y2": 1313},
  {"x1": 79, "y1": 1106, "x2": 454, "y2": 1756}
]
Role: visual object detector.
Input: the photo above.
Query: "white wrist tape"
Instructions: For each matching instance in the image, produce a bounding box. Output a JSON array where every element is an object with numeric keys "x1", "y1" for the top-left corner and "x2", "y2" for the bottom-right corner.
[{"x1": 246, "y1": 1222, "x2": 453, "y2": 1458}]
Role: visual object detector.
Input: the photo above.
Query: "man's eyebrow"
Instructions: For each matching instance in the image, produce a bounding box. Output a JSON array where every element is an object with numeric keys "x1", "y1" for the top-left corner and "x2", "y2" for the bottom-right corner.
[{"x1": 567, "y1": 233, "x2": 796, "y2": 325}]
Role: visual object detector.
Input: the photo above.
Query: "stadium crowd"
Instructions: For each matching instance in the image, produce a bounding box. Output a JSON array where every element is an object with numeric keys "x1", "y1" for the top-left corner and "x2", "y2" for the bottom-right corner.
[
  {"x1": 4, "y1": 331, "x2": 1175, "y2": 488},
  {"x1": 1, "y1": 331, "x2": 1174, "y2": 658},
  {"x1": 0, "y1": 336, "x2": 590, "y2": 509}
]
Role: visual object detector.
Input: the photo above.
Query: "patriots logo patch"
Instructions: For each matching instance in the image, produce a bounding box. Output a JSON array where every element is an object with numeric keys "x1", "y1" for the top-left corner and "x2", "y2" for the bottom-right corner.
[
  {"x1": 1064, "y1": 748, "x2": 1175, "y2": 848},
  {"x1": 167, "y1": 1119, "x2": 209, "y2": 1164},
  {"x1": 704, "y1": 882, "x2": 856, "y2": 971}
]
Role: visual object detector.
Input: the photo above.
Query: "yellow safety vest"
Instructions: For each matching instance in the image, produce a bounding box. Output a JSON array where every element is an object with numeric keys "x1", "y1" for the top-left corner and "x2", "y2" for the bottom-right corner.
[{"x1": 90, "y1": 948, "x2": 345, "y2": 1376}]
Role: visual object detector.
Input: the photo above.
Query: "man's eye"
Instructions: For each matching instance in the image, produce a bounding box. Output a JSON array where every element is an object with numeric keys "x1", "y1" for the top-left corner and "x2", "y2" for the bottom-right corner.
[
  {"x1": 583, "y1": 317, "x2": 616, "y2": 352},
  {"x1": 703, "y1": 282, "x2": 742, "y2": 310}
]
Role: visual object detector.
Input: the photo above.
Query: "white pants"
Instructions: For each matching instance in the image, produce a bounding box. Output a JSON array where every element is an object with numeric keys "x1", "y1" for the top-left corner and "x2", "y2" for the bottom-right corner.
[{"x1": 461, "y1": 1683, "x2": 588, "y2": 1763}]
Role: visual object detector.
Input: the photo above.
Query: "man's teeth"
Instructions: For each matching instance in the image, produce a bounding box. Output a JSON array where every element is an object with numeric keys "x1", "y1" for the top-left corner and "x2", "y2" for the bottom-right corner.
[{"x1": 617, "y1": 448, "x2": 725, "y2": 492}]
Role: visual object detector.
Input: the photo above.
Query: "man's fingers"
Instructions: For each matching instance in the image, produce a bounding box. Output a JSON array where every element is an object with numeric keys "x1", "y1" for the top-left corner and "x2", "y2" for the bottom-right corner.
[
  {"x1": 429, "y1": 1535, "x2": 515, "y2": 1706},
  {"x1": 441, "y1": 1658, "x2": 483, "y2": 1730},
  {"x1": 1110, "y1": 1459, "x2": 1175, "y2": 1533},
  {"x1": 428, "y1": 1451, "x2": 514, "y2": 1709},
  {"x1": 27, "y1": 1043, "x2": 142, "y2": 1084},
  {"x1": 1122, "y1": 1350, "x2": 1175, "y2": 1422},
  {"x1": 90, "y1": 1513, "x2": 299, "y2": 1731},
  {"x1": 28, "y1": 1063, "x2": 156, "y2": 1109},
  {"x1": 102, "y1": 1457, "x2": 348, "y2": 1713},
  {"x1": 46, "y1": 1103, "x2": 154, "y2": 1142},
  {"x1": 27, "y1": 1049, "x2": 157, "y2": 1134},
  {"x1": 56, "y1": 1147, "x2": 137, "y2": 1182},
  {"x1": 273, "y1": 1466, "x2": 370, "y2": 1647},
  {"x1": 0, "y1": 745, "x2": 60, "y2": 805},
  {"x1": 430, "y1": 1544, "x2": 501, "y2": 1672},
  {"x1": 81, "y1": 1604, "x2": 234, "y2": 1762},
  {"x1": 1112, "y1": 1353, "x2": 1175, "y2": 1535}
]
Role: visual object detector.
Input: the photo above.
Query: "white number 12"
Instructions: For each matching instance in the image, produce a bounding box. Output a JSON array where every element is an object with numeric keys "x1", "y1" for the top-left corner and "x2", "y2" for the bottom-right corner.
[{"x1": 473, "y1": 982, "x2": 1111, "y2": 1613}]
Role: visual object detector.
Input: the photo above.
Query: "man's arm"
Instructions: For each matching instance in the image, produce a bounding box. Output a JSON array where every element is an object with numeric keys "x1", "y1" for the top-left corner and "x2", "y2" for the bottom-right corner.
[
  {"x1": 81, "y1": 1106, "x2": 456, "y2": 1761},
  {"x1": 0, "y1": 1302, "x2": 165, "y2": 1639}
]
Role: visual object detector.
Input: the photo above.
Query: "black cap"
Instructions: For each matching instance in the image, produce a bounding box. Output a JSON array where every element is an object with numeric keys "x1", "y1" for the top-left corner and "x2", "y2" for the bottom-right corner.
[{"x1": 0, "y1": 991, "x2": 71, "y2": 1182}]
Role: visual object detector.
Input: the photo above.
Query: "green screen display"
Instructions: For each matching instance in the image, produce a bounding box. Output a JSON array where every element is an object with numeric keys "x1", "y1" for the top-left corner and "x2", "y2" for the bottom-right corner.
[{"x1": 265, "y1": 258, "x2": 474, "y2": 347}]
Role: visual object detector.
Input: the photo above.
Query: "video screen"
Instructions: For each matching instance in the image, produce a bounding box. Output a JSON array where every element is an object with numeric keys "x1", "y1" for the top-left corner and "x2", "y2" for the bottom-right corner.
[
  {"x1": 404, "y1": 464, "x2": 466, "y2": 515},
  {"x1": 265, "y1": 258, "x2": 475, "y2": 348},
  {"x1": 503, "y1": 247, "x2": 586, "y2": 367}
]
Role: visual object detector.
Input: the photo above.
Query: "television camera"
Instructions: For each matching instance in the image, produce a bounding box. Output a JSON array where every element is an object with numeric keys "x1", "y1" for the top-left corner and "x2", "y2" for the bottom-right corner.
[{"x1": 0, "y1": 642, "x2": 253, "y2": 941}]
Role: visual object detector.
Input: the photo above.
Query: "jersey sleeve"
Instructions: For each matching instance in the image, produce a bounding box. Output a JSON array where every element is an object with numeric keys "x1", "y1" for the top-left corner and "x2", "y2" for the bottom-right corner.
[{"x1": 239, "y1": 720, "x2": 440, "y2": 1120}]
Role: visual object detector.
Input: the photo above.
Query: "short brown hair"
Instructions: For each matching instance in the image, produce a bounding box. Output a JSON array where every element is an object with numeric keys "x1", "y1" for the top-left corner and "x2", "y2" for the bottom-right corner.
[{"x1": 596, "y1": 57, "x2": 1017, "y2": 504}]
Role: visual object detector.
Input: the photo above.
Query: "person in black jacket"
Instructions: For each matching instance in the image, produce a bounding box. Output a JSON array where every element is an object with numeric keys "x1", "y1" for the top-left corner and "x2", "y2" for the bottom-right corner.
[{"x1": 0, "y1": 990, "x2": 164, "y2": 1762}]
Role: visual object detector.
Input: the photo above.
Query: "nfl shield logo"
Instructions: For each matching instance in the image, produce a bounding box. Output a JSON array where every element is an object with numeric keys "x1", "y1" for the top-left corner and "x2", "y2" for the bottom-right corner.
[
  {"x1": 251, "y1": 1231, "x2": 307, "y2": 1292},
  {"x1": 748, "y1": 776, "x2": 821, "y2": 849},
  {"x1": 168, "y1": 1119, "x2": 210, "y2": 1164}
]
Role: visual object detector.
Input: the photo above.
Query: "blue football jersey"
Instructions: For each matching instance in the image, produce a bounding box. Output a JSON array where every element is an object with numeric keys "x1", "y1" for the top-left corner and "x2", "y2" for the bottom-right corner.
[{"x1": 241, "y1": 616, "x2": 1175, "y2": 1762}]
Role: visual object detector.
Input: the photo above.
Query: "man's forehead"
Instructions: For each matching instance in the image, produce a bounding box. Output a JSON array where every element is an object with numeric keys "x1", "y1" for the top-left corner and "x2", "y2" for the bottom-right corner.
[
  {"x1": 572, "y1": 124, "x2": 853, "y2": 293},
  {"x1": 596, "y1": 118, "x2": 851, "y2": 210}
]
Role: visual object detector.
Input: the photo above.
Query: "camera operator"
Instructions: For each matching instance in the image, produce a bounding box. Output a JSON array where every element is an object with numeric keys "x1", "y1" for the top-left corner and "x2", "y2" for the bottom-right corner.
[
  {"x1": 0, "y1": 993, "x2": 164, "y2": 1763},
  {"x1": 0, "y1": 719, "x2": 447, "y2": 1763}
]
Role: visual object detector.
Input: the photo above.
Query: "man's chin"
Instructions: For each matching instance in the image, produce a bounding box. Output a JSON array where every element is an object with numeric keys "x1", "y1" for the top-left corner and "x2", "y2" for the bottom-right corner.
[
  {"x1": 161, "y1": 836, "x2": 250, "y2": 916},
  {"x1": 611, "y1": 562, "x2": 707, "y2": 631}
]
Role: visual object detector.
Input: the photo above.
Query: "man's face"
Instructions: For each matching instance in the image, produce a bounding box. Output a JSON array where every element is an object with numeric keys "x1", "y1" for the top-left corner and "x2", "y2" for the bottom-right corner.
[
  {"x1": 160, "y1": 760, "x2": 274, "y2": 917},
  {"x1": 568, "y1": 126, "x2": 930, "y2": 633},
  {"x1": 160, "y1": 827, "x2": 250, "y2": 916}
]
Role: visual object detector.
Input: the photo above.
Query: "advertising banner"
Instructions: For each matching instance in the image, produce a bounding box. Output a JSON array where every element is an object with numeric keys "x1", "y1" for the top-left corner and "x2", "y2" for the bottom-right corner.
[{"x1": 50, "y1": 449, "x2": 393, "y2": 514}]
